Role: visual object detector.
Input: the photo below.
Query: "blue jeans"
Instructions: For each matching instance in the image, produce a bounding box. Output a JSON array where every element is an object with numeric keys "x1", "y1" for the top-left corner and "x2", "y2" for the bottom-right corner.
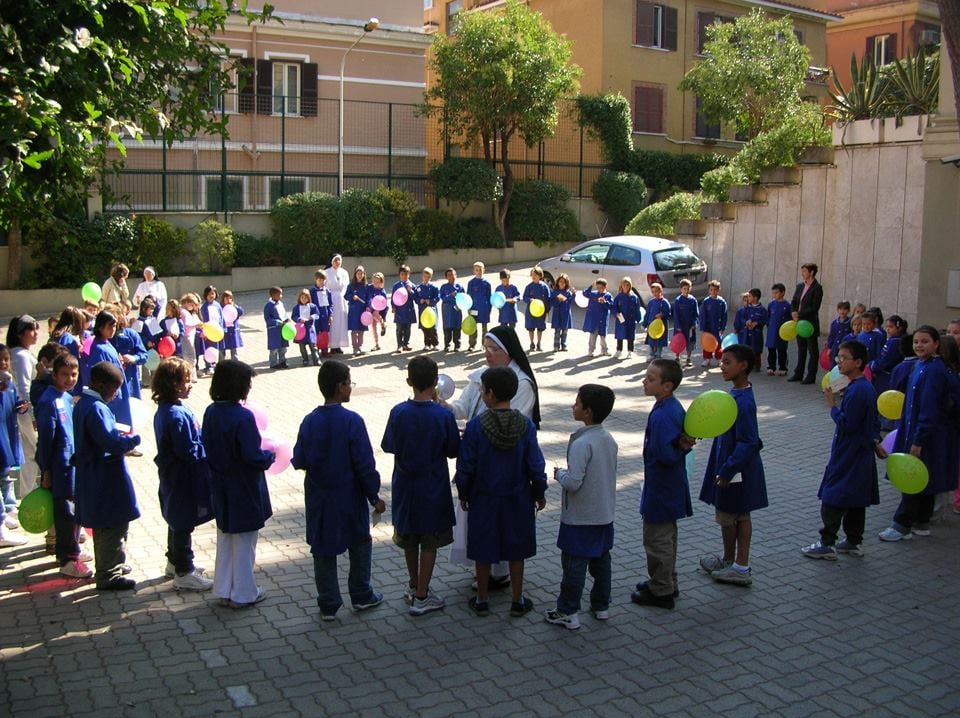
[
  {"x1": 313, "y1": 538, "x2": 375, "y2": 614},
  {"x1": 557, "y1": 550, "x2": 611, "y2": 614},
  {"x1": 268, "y1": 347, "x2": 287, "y2": 368},
  {"x1": 0, "y1": 473, "x2": 16, "y2": 514}
]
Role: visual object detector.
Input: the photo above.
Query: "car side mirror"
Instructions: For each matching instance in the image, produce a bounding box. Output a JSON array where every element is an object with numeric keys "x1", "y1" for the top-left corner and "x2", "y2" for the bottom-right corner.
[{"x1": 560, "y1": 254, "x2": 572, "y2": 262}]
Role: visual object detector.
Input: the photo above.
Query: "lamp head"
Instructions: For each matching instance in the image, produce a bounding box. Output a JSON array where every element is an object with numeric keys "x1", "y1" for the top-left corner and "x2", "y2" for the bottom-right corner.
[{"x1": 363, "y1": 18, "x2": 379, "y2": 32}]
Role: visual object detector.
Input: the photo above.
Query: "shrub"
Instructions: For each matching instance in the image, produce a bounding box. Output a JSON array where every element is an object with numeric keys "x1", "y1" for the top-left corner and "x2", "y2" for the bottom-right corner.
[
  {"x1": 270, "y1": 192, "x2": 343, "y2": 265},
  {"x1": 626, "y1": 151, "x2": 728, "y2": 196},
  {"x1": 591, "y1": 171, "x2": 648, "y2": 231},
  {"x1": 429, "y1": 158, "x2": 503, "y2": 216},
  {"x1": 575, "y1": 93, "x2": 634, "y2": 167},
  {"x1": 191, "y1": 220, "x2": 236, "y2": 273},
  {"x1": 137, "y1": 216, "x2": 188, "y2": 275},
  {"x1": 625, "y1": 192, "x2": 705, "y2": 237},
  {"x1": 233, "y1": 233, "x2": 284, "y2": 268},
  {"x1": 699, "y1": 164, "x2": 747, "y2": 202},
  {"x1": 374, "y1": 186, "x2": 419, "y2": 245},
  {"x1": 456, "y1": 217, "x2": 503, "y2": 249},
  {"x1": 412, "y1": 208, "x2": 457, "y2": 255},
  {"x1": 506, "y1": 180, "x2": 581, "y2": 246}
]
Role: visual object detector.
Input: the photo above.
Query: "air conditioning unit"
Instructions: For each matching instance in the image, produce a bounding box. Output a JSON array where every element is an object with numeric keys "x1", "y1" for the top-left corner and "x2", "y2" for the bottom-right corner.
[{"x1": 919, "y1": 29, "x2": 940, "y2": 46}]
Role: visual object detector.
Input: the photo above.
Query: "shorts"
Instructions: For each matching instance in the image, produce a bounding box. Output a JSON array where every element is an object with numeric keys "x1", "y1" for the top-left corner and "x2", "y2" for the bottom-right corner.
[
  {"x1": 392, "y1": 528, "x2": 454, "y2": 551},
  {"x1": 715, "y1": 510, "x2": 751, "y2": 527}
]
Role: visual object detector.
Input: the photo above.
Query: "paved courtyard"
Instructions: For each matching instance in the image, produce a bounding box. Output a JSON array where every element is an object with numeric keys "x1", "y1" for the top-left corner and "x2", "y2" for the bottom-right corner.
[{"x1": 1, "y1": 273, "x2": 958, "y2": 717}]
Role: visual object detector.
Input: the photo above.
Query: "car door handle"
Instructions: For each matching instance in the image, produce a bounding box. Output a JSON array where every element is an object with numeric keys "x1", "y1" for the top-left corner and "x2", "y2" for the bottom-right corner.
[{"x1": 591, "y1": 269, "x2": 599, "y2": 274}]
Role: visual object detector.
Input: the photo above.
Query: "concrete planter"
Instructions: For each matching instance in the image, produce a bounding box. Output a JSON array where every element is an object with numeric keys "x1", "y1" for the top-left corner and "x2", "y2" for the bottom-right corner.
[
  {"x1": 700, "y1": 202, "x2": 736, "y2": 221},
  {"x1": 797, "y1": 146, "x2": 835, "y2": 165},
  {"x1": 674, "y1": 219, "x2": 708, "y2": 238},
  {"x1": 729, "y1": 185, "x2": 768, "y2": 203},
  {"x1": 832, "y1": 118, "x2": 883, "y2": 146},
  {"x1": 759, "y1": 166, "x2": 801, "y2": 185},
  {"x1": 882, "y1": 115, "x2": 929, "y2": 143}
]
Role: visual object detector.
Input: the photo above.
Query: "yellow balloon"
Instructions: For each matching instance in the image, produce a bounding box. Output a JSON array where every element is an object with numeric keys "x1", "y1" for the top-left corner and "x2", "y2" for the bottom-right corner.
[
  {"x1": 462, "y1": 316, "x2": 478, "y2": 335},
  {"x1": 202, "y1": 322, "x2": 225, "y2": 343},
  {"x1": 877, "y1": 390, "x2": 905, "y2": 420},
  {"x1": 648, "y1": 318, "x2": 665, "y2": 340},
  {"x1": 529, "y1": 298, "x2": 545, "y2": 318},
  {"x1": 821, "y1": 373, "x2": 830, "y2": 391},
  {"x1": 420, "y1": 307, "x2": 437, "y2": 329},
  {"x1": 779, "y1": 320, "x2": 798, "y2": 341}
]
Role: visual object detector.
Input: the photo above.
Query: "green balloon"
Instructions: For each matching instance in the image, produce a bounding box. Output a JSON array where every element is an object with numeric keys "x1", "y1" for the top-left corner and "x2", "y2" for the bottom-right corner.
[
  {"x1": 19, "y1": 487, "x2": 54, "y2": 534},
  {"x1": 797, "y1": 320, "x2": 815, "y2": 338},
  {"x1": 462, "y1": 316, "x2": 478, "y2": 336},
  {"x1": 81, "y1": 281, "x2": 102, "y2": 304},
  {"x1": 887, "y1": 453, "x2": 929, "y2": 494},
  {"x1": 281, "y1": 322, "x2": 296, "y2": 341},
  {"x1": 684, "y1": 390, "x2": 738, "y2": 439}
]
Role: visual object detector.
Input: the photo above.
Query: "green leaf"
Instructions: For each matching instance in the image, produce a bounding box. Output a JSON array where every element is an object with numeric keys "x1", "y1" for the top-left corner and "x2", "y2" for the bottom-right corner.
[{"x1": 21, "y1": 149, "x2": 54, "y2": 169}]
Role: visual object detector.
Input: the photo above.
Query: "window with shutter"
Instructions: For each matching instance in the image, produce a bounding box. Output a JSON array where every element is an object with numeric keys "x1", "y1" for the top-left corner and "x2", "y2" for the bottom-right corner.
[
  {"x1": 256, "y1": 59, "x2": 273, "y2": 115},
  {"x1": 301, "y1": 63, "x2": 318, "y2": 117},
  {"x1": 633, "y1": 85, "x2": 664, "y2": 134},
  {"x1": 697, "y1": 12, "x2": 715, "y2": 54},
  {"x1": 635, "y1": 1, "x2": 655, "y2": 46},
  {"x1": 635, "y1": 1, "x2": 675, "y2": 50},
  {"x1": 237, "y1": 58, "x2": 255, "y2": 114},
  {"x1": 662, "y1": 6, "x2": 677, "y2": 51},
  {"x1": 867, "y1": 34, "x2": 896, "y2": 65},
  {"x1": 695, "y1": 97, "x2": 720, "y2": 140}
]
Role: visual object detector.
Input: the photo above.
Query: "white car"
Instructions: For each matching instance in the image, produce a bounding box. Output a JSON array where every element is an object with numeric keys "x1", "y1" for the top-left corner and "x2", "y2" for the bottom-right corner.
[{"x1": 535, "y1": 235, "x2": 709, "y2": 306}]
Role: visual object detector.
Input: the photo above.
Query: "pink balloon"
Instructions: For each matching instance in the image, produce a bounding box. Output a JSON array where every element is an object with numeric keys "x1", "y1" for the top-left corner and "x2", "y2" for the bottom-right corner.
[
  {"x1": 371, "y1": 294, "x2": 388, "y2": 312},
  {"x1": 157, "y1": 336, "x2": 175, "y2": 358},
  {"x1": 819, "y1": 346, "x2": 833, "y2": 371},
  {"x1": 881, "y1": 429, "x2": 898, "y2": 454},
  {"x1": 262, "y1": 437, "x2": 293, "y2": 475},
  {"x1": 203, "y1": 346, "x2": 218, "y2": 363},
  {"x1": 81, "y1": 336, "x2": 94, "y2": 355},
  {"x1": 221, "y1": 304, "x2": 239, "y2": 325},
  {"x1": 669, "y1": 333, "x2": 687, "y2": 354},
  {"x1": 392, "y1": 288, "x2": 409, "y2": 306},
  {"x1": 295, "y1": 323, "x2": 306, "y2": 342},
  {"x1": 864, "y1": 365, "x2": 873, "y2": 382},
  {"x1": 360, "y1": 311, "x2": 373, "y2": 327},
  {"x1": 245, "y1": 401, "x2": 269, "y2": 432}
]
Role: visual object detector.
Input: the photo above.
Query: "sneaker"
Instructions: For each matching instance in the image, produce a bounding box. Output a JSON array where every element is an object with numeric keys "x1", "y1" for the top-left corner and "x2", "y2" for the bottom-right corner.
[
  {"x1": 630, "y1": 587, "x2": 675, "y2": 609},
  {"x1": 699, "y1": 555, "x2": 731, "y2": 574},
  {"x1": 120, "y1": 564, "x2": 133, "y2": 575},
  {"x1": 766, "y1": 369, "x2": 774, "y2": 376},
  {"x1": 510, "y1": 596, "x2": 534, "y2": 617},
  {"x1": 351, "y1": 591, "x2": 384, "y2": 613},
  {"x1": 165, "y1": 562, "x2": 206, "y2": 578},
  {"x1": 319, "y1": 611, "x2": 338, "y2": 622},
  {"x1": 912, "y1": 525, "x2": 931, "y2": 537},
  {"x1": 78, "y1": 531, "x2": 87, "y2": 543},
  {"x1": 468, "y1": 596, "x2": 490, "y2": 617},
  {"x1": 701, "y1": 359, "x2": 710, "y2": 367},
  {"x1": 777, "y1": 370, "x2": 788, "y2": 376},
  {"x1": 77, "y1": 549, "x2": 94, "y2": 562},
  {"x1": 471, "y1": 575, "x2": 511, "y2": 591},
  {"x1": 60, "y1": 560, "x2": 93, "y2": 578},
  {"x1": 544, "y1": 609, "x2": 581, "y2": 630},
  {"x1": 835, "y1": 540, "x2": 864, "y2": 557},
  {"x1": 402, "y1": 582, "x2": 416, "y2": 606},
  {"x1": 635, "y1": 580, "x2": 680, "y2": 598},
  {"x1": 590, "y1": 608, "x2": 609, "y2": 621},
  {"x1": 409, "y1": 592, "x2": 445, "y2": 616},
  {"x1": 97, "y1": 577, "x2": 136, "y2": 591},
  {"x1": 229, "y1": 587, "x2": 267, "y2": 609},
  {"x1": 711, "y1": 565, "x2": 753, "y2": 586},
  {"x1": 0, "y1": 528, "x2": 28, "y2": 547},
  {"x1": 878, "y1": 526, "x2": 912, "y2": 542},
  {"x1": 4, "y1": 514, "x2": 19, "y2": 530},
  {"x1": 173, "y1": 570, "x2": 214, "y2": 592},
  {"x1": 684, "y1": 359, "x2": 692, "y2": 367},
  {"x1": 800, "y1": 541, "x2": 838, "y2": 561}
]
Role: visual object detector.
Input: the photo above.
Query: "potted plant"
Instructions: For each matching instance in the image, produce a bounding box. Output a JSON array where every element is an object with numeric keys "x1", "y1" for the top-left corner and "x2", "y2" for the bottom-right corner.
[{"x1": 829, "y1": 54, "x2": 885, "y2": 145}]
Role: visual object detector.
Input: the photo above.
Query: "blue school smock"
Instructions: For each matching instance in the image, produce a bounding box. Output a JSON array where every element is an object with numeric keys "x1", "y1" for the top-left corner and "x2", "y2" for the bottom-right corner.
[
  {"x1": 454, "y1": 411, "x2": 547, "y2": 564},
  {"x1": 674, "y1": 294, "x2": 699, "y2": 344},
  {"x1": 735, "y1": 304, "x2": 766, "y2": 353},
  {"x1": 292, "y1": 303, "x2": 319, "y2": 345},
  {"x1": 641, "y1": 396, "x2": 693, "y2": 523},
  {"x1": 613, "y1": 291, "x2": 641, "y2": 341},
  {"x1": 200, "y1": 301, "x2": 225, "y2": 350},
  {"x1": 856, "y1": 329, "x2": 884, "y2": 363},
  {"x1": 766, "y1": 299, "x2": 793, "y2": 349},
  {"x1": 85, "y1": 338, "x2": 132, "y2": 426},
  {"x1": 73, "y1": 389, "x2": 141, "y2": 528},
  {"x1": 35, "y1": 386, "x2": 74, "y2": 498},
  {"x1": 439, "y1": 282, "x2": 465, "y2": 330},
  {"x1": 111, "y1": 327, "x2": 147, "y2": 401},
  {"x1": 131, "y1": 313, "x2": 159, "y2": 352},
  {"x1": 381, "y1": 400, "x2": 459, "y2": 535},
  {"x1": 892, "y1": 357, "x2": 952, "y2": 495},
  {"x1": 201, "y1": 402, "x2": 274, "y2": 533},
  {"x1": 160, "y1": 317, "x2": 186, "y2": 356},
  {"x1": 368, "y1": 286, "x2": 388, "y2": 321},
  {"x1": 467, "y1": 277, "x2": 492, "y2": 323},
  {"x1": 817, "y1": 377, "x2": 880, "y2": 508},
  {"x1": 58, "y1": 332, "x2": 81, "y2": 360},
  {"x1": 293, "y1": 404, "x2": 381, "y2": 557},
  {"x1": 310, "y1": 286, "x2": 333, "y2": 333},
  {"x1": 154, "y1": 402, "x2": 213, "y2": 532},
  {"x1": 550, "y1": 289, "x2": 574, "y2": 329},
  {"x1": 391, "y1": 280, "x2": 417, "y2": 325},
  {"x1": 869, "y1": 336, "x2": 903, "y2": 394},
  {"x1": 522, "y1": 281, "x2": 551, "y2": 331},
  {"x1": 416, "y1": 282, "x2": 439, "y2": 319},
  {"x1": 263, "y1": 299, "x2": 288, "y2": 351},
  {"x1": 496, "y1": 284, "x2": 520, "y2": 325},
  {"x1": 30, "y1": 375, "x2": 54, "y2": 409},
  {"x1": 643, "y1": 296, "x2": 672, "y2": 349},
  {"x1": 582, "y1": 289, "x2": 612, "y2": 334},
  {"x1": 698, "y1": 385, "x2": 768, "y2": 514},
  {"x1": 347, "y1": 282, "x2": 370, "y2": 332},
  {"x1": 890, "y1": 357, "x2": 917, "y2": 393},
  {"x1": 699, "y1": 296, "x2": 727, "y2": 337},
  {"x1": 222, "y1": 305, "x2": 244, "y2": 350},
  {"x1": 827, "y1": 316, "x2": 852, "y2": 358},
  {"x1": 0, "y1": 384, "x2": 23, "y2": 473}
]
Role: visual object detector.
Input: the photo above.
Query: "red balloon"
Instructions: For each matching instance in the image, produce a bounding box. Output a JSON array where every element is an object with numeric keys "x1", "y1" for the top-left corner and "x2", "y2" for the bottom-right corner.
[
  {"x1": 819, "y1": 345, "x2": 833, "y2": 371},
  {"x1": 316, "y1": 331, "x2": 330, "y2": 350},
  {"x1": 669, "y1": 332, "x2": 687, "y2": 354},
  {"x1": 157, "y1": 336, "x2": 176, "y2": 358}
]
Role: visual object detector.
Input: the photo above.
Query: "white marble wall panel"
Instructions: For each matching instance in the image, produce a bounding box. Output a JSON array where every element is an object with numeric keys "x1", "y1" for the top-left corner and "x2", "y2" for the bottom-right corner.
[{"x1": 731, "y1": 204, "x2": 756, "y2": 295}]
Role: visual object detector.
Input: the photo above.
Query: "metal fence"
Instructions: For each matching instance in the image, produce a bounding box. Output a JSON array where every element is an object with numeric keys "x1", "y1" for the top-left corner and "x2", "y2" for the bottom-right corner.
[{"x1": 103, "y1": 95, "x2": 607, "y2": 214}]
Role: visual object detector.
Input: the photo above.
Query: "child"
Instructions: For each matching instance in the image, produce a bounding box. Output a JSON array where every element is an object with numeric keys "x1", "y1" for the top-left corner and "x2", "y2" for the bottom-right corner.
[
  {"x1": 495, "y1": 269, "x2": 520, "y2": 328},
  {"x1": 161, "y1": 299, "x2": 185, "y2": 358},
  {"x1": 132, "y1": 297, "x2": 159, "y2": 388},
  {"x1": 801, "y1": 341, "x2": 883, "y2": 560},
  {"x1": 613, "y1": 277, "x2": 641, "y2": 358},
  {"x1": 199, "y1": 285, "x2": 225, "y2": 372},
  {"x1": 869, "y1": 315, "x2": 907, "y2": 395},
  {"x1": 292, "y1": 289, "x2": 320, "y2": 366},
  {"x1": 841, "y1": 314, "x2": 863, "y2": 345},
  {"x1": 550, "y1": 274, "x2": 574, "y2": 352},
  {"x1": 889, "y1": 332, "x2": 916, "y2": 393},
  {"x1": 766, "y1": 284, "x2": 792, "y2": 376},
  {"x1": 466, "y1": 261, "x2": 492, "y2": 351},
  {"x1": 73, "y1": 362, "x2": 142, "y2": 590},
  {"x1": 293, "y1": 360, "x2": 385, "y2": 620},
  {"x1": 439, "y1": 267, "x2": 465, "y2": 352},
  {"x1": 381, "y1": 356, "x2": 460, "y2": 615},
  {"x1": 368, "y1": 272, "x2": 388, "y2": 351},
  {"x1": 697, "y1": 344, "x2": 767, "y2": 586},
  {"x1": 391, "y1": 265, "x2": 417, "y2": 352},
  {"x1": 582, "y1": 279, "x2": 612, "y2": 356},
  {"x1": 347, "y1": 266, "x2": 370, "y2": 356},
  {"x1": 221, "y1": 291, "x2": 244, "y2": 361},
  {"x1": 827, "y1": 301, "x2": 852, "y2": 362},
  {"x1": 50, "y1": 306, "x2": 90, "y2": 362},
  {"x1": 735, "y1": 289, "x2": 766, "y2": 372},
  {"x1": 31, "y1": 343, "x2": 68, "y2": 407},
  {"x1": 545, "y1": 384, "x2": 618, "y2": 630},
  {"x1": 36, "y1": 354, "x2": 90, "y2": 574},
  {"x1": 857, "y1": 310, "x2": 884, "y2": 363},
  {"x1": 7, "y1": 315, "x2": 40, "y2": 502},
  {"x1": 151, "y1": 357, "x2": 214, "y2": 590},
  {"x1": 852, "y1": 303, "x2": 866, "y2": 320},
  {"x1": 522, "y1": 266, "x2": 551, "y2": 352},
  {"x1": 699, "y1": 280, "x2": 727, "y2": 367},
  {"x1": 454, "y1": 367, "x2": 547, "y2": 617},
  {"x1": 0, "y1": 345, "x2": 28, "y2": 547},
  {"x1": 310, "y1": 270, "x2": 334, "y2": 357},
  {"x1": 416, "y1": 267, "x2": 440, "y2": 350},
  {"x1": 201, "y1": 360, "x2": 275, "y2": 607},
  {"x1": 263, "y1": 286, "x2": 289, "y2": 370},
  {"x1": 632, "y1": 360, "x2": 693, "y2": 609},
  {"x1": 643, "y1": 283, "x2": 672, "y2": 360},
  {"x1": 110, "y1": 308, "x2": 148, "y2": 420},
  {"x1": 84, "y1": 311, "x2": 134, "y2": 431},
  {"x1": 673, "y1": 279, "x2": 699, "y2": 368},
  {"x1": 180, "y1": 293, "x2": 202, "y2": 376}
]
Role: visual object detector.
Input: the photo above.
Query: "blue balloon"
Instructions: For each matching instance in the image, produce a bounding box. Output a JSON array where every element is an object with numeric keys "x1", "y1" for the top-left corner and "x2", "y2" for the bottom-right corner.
[{"x1": 721, "y1": 333, "x2": 738, "y2": 349}]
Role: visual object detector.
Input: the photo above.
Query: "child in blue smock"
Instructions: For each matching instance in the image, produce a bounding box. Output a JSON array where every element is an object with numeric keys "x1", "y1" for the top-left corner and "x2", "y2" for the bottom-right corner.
[
  {"x1": 368, "y1": 273, "x2": 389, "y2": 351},
  {"x1": 439, "y1": 267, "x2": 465, "y2": 352},
  {"x1": 391, "y1": 265, "x2": 417, "y2": 352},
  {"x1": 311, "y1": 270, "x2": 334, "y2": 356},
  {"x1": 454, "y1": 367, "x2": 547, "y2": 618},
  {"x1": 869, "y1": 315, "x2": 907, "y2": 395},
  {"x1": 550, "y1": 274, "x2": 574, "y2": 352},
  {"x1": 467, "y1": 261, "x2": 492, "y2": 351},
  {"x1": 152, "y1": 357, "x2": 214, "y2": 592},
  {"x1": 200, "y1": 285, "x2": 226, "y2": 372},
  {"x1": 221, "y1": 291, "x2": 244, "y2": 360},
  {"x1": 643, "y1": 283, "x2": 672, "y2": 360},
  {"x1": 633, "y1": 360, "x2": 693, "y2": 609},
  {"x1": 734, "y1": 288, "x2": 766, "y2": 372},
  {"x1": 85, "y1": 311, "x2": 133, "y2": 430},
  {"x1": 381, "y1": 356, "x2": 460, "y2": 616},
  {"x1": 673, "y1": 279, "x2": 699, "y2": 367},
  {"x1": 857, "y1": 310, "x2": 885, "y2": 363},
  {"x1": 202, "y1": 360, "x2": 275, "y2": 607},
  {"x1": 766, "y1": 283, "x2": 793, "y2": 376},
  {"x1": 582, "y1": 278, "x2": 612, "y2": 356},
  {"x1": 697, "y1": 344, "x2": 767, "y2": 586},
  {"x1": 522, "y1": 267, "x2": 551, "y2": 352},
  {"x1": 416, "y1": 267, "x2": 440, "y2": 350},
  {"x1": 30, "y1": 343, "x2": 64, "y2": 409},
  {"x1": 291, "y1": 288, "x2": 320, "y2": 366},
  {"x1": 0, "y1": 346, "x2": 27, "y2": 548},
  {"x1": 613, "y1": 277, "x2": 641, "y2": 357},
  {"x1": 347, "y1": 266, "x2": 370, "y2": 355},
  {"x1": 263, "y1": 286, "x2": 289, "y2": 370},
  {"x1": 132, "y1": 297, "x2": 160, "y2": 389},
  {"x1": 827, "y1": 301, "x2": 852, "y2": 362},
  {"x1": 495, "y1": 269, "x2": 520, "y2": 327},
  {"x1": 700, "y1": 280, "x2": 727, "y2": 367},
  {"x1": 110, "y1": 312, "x2": 148, "y2": 402},
  {"x1": 889, "y1": 333, "x2": 916, "y2": 393},
  {"x1": 73, "y1": 362, "x2": 142, "y2": 590},
  {"x1": 293, "y1": 360, "x2": 385, "y2": 620},
  {"x1": 802, "y1": 341, "x2": 882, "y2": 560}
]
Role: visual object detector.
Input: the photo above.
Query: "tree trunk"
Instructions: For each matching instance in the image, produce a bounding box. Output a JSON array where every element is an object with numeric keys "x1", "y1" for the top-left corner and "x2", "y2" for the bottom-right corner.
[
  {"x1": 940, "y1": 0, "x2": 960, "y2": 125},
  {"x1": 7, "y1": 217, "x2": 21, "y2": 289},
  {"x1": 495, "y1": 131, "x2": 513, "y2": 247}
]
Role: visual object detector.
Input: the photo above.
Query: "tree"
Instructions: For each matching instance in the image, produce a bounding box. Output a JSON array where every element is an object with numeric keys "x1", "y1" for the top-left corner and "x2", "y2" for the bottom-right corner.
[
  {"x1": 421, "y1": 0, "x2": 581, "y2": 239},
  {"x1": 679, "y1": 9, "x2": 810, "y2": 139},
  {"x1": 0, "y1": 0, "x2": 272, "y2": 285}
]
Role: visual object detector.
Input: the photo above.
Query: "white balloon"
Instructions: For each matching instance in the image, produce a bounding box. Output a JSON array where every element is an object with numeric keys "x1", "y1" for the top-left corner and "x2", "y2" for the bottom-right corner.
[{"x1": 437, "y1": 374, "x2": 455, "y2": 401}]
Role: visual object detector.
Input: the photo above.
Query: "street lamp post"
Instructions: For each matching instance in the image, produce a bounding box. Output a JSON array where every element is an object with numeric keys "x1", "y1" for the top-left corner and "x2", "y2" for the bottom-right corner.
[{"x1": 338, "y1": 18, "x2": 379, "y2": 196}]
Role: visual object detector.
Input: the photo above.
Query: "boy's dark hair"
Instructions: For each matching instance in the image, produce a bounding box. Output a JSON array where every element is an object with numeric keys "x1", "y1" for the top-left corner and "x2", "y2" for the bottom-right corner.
[
  {"x1": 481, "y1": 366, "x2": 518, "y2": 402},
  {"x1": 771, "y1": 283, "x2": 786, "y2": 293},
  {"x1": 399, "y1": 264, "x2": 411, "y2": 274},
  {"x1": 650, "y1": 359, "x2": 683, "y2": 392},
  {"x1": 837, "y1": 300, "x2": 851, "y2": 311},
  {"x1": 577, "y1": 384, "x2": 615, "y2": 423},
  {"x1": 314, "y1": 269, "x2": 325, "y2": 279},
  {"x1": 203, "y1": 285, "x2": 218, "y2": 299},
  {"x1": 89, "y1": 361, "x2": 124, "y2": 391},
  {"x1": 209, "y1": 359, "x2": 255, "y2": 402},
  {"x1": 899, "y1": 332, "x2": 915, "y2": 359},
  {"x1": 407, "y1": 355, "x2": 438, "y2": 392},
  {"x1": 445, "y1": 267, "x2": 455, "y2": 276},
  {"x1": 38, "y1": 342, "x2": 68, "y2": 364},
  {"x1": 139, "y1": 297, "x2": 156, "y2": 315},
  {"x1": 151, "y1": 357, "x2": 192, "y2": 404},
  {"x1": 52, "y1": 353, "x2": 79, "y2": 373},
  {"x1": 499, "y1": 269, "x2": 511, "y2": 279},
  {"x1": 318, "y1": 359, "x2": 350, "y2": 400},
  {"x1": 269, "y1": 286, "x2": 282, "y2": 297},
  {"x1": 749, "y1": 288, "x2": 761, "y2": 300},
  {"x1": 723, "y1": 344, "x2": 754, "y2": 367},
  {"x1": 596, "y1": 278, "x2": 608, "y2": 287},
  {"x1": 839, "y1": 340, "x2": 868, "y2": 369}
]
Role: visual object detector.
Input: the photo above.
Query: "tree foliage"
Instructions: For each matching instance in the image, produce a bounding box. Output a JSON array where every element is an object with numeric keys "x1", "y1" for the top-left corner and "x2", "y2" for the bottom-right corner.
[
  {"x1": 625, "y1": 193, "x2": 705, "y2": 238},
  {"x1": 428, "y1": 158, "x2": 503, "y2": 217}
]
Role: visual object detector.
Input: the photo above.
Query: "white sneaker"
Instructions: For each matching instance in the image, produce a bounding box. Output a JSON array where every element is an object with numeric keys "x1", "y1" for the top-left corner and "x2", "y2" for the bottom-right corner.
[
  {"x1": 591, "y1": 608, "x2": 610, "y2": 620},
  {"x1": 544, "y1": 609, "x2": 581, "y2": 630},
  {"x1": 60, "y1": 560, "x2": 93, "y2": 578},
  {"x1": 165, "y1": 561, "x2": 206, "y2": 578},
  {"x1": 4, "y1": 514, "x2": 19, "y2": 530},
  {"x1": 77, "y1": 549, "x2": 94, "y2": 562},
  {"x1": 878, "y1": 526, "x2": 912, "y2": 542},
  {"x1": 409, "y1": 592, "x2": 445, "y2": 616},
  {"x1": 173, "y1": 570, "x2": 214, "y2": 592},
  {"x1": 0, "y1": 525, "x2": 28, "y2": 547}
]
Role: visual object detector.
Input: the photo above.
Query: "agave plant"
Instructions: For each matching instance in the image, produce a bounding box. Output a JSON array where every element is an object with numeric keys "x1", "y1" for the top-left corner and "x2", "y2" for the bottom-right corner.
[
  {"x1": 882, "y1": 46, "x2": 939, "y2": 122},
  {"x1": 828, "y1": 53, "x2": 886, "y2": 122}
]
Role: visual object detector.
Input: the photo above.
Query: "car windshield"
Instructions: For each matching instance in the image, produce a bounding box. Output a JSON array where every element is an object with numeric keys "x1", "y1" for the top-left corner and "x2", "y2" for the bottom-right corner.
[
  {"x1": 653, "y1": 246, "x2": 700, "y2": 271},
  {"x1": 567, "y1": 243, "x2": 609, "y2": 264}
]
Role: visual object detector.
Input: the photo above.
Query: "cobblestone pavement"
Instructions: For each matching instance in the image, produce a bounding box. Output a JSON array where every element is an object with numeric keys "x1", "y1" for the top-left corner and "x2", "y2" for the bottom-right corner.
[{"x1": 2, "y1": 273, "x2": 958, "y2": 717}]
